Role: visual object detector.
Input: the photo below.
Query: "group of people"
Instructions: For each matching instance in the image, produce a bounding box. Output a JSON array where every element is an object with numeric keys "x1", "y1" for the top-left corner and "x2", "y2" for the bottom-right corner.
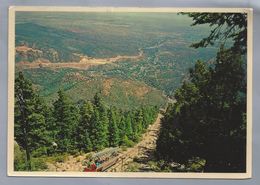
[
  {"x1": 83, "y1": 158, "x2": 102, "y2": 172},
  {"x1": 83, "y1": 151, "x2": 118, "y2": 172}
]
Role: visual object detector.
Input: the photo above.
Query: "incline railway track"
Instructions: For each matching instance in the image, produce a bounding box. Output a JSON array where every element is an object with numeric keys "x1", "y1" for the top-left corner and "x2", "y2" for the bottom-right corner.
[{"x1": 101, "y1": 113, "x2": 163, "y2": 172}]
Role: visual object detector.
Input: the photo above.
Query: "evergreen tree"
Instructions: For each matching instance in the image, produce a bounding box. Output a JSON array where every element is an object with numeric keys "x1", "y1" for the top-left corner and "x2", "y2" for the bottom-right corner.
[
  {"x1": 43, "y1": 105, "x2": 56, "y2": 147},
  {"x1": 142, "y1": 107, "x2": 150, "y2": 129},
  {"x1": 76, "y1": 101, "x2": 94, "y2": 152},
  {"x1": 203, "y1": 47, "x2": 246, "y2": 171},
  {"x1": 93, "y1": 92, "x2": 105, "y2": 112},
  {"x1": 108, "y1": 108, "x2": 120, "y2": 147},
  {"x1": 15, "y1": 72, "x2": 49, "y2": 170},
  {"x1": 93, "y1": 93, "x2": 109, "y2": 148},
  {"x1": 90, "y1": 107, "x2": 108, "y2": 151},
  {"x1": 53, "y1": 90, "x2": 80, "y2": 153},
  {"x1": 118, "y1": 114, "x2": 127, "y2": 145},
  {"x1": 90, "y1": 108, "x2": 100, "y2": 150},
  {"x1": 99, "y1": 110, "x2": 109, "y2": 148},
  {"x1": 135, "y1": 109, "x2": 144, "y2": 134},
  {"x1": 82, "y1": 130, "x2": 92, "y2": 152},
  {"x1": 130, "y1": 110, "x2": 140, "y2": 142},
  {"x1": 183, "y1": 13, "x2": 247, "y2": 54},
  {"x1": 125, "y1": 112, "x2": 133, "y2": 140},
  {"x1": 91, "y1": 93, "x2": 109, "y2": 150}
]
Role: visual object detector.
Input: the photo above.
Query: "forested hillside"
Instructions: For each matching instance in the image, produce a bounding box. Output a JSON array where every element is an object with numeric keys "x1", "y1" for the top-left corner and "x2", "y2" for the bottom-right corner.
[
  {"x1": 14, "y1": 72, "x2": 158, "y2": 170},
  {"x1": 20, "y1": 68, "x2": 166, "y2": 110}
]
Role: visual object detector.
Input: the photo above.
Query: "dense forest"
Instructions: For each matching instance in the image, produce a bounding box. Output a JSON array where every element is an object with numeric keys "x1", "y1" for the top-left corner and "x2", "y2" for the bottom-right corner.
[
  {"x1": 14, "y1": 72, "x2": 158, "y2": 170},
  {"x1": 156, "y1": 13, "x2": 247, "y2": 172}
]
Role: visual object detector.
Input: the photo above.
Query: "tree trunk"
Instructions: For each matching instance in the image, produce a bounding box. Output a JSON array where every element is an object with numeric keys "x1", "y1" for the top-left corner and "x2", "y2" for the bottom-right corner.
[{"x1": 25, "y1": 146, "x2": 31, "y2": 170}]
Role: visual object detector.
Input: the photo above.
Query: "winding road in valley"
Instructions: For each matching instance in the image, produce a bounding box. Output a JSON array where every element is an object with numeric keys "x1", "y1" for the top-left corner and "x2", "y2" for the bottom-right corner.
[{"x1": 16, "y1": 48, "x2": 144, "y2": 70}]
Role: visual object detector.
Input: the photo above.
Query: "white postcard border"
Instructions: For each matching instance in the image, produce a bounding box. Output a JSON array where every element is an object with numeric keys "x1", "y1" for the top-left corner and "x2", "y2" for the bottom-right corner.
[{"x1": 8, "y1": 6, "x2": 253, "y2": 179}]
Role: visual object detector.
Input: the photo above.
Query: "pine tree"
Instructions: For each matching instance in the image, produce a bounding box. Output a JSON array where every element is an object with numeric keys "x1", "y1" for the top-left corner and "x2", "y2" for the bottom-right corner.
[
  {"x1": 142, "y1": 107, "x2": 150, "y2": 129},
  {"x1": 76, "y1": 101, "x2": 94, "y2": 152},
  {"x1": 44, "y1": 105, "x2": 57, "y2": 155},
  {"x1": 99, "y1": 110, "x2": 109, "y2": 148},
  {"x1": 125, "y1": 112, "x2": 133, "y2": 140},
  {"x1": 94, "y1": 92, "x2": 109, "y2": 146},
  {"x1": 183, "y1": 13, "x2": 247, "y2": 54},
  {"x1": 15, "y1": 72, "x2": 49, "y2": 170},
  {"x1": 82, "y1": 130, "x2": 92, "y2": 152},
  {"x1": 135, "y1": 109, "x2": 144, "y2": 134},
  {"x1": 131, "y1": 110, "x2": 140, "y2": 142},
  {"x1": 90, "y1": 108, "x2": 100, "y2": 150},
  {"x1": 203, "y1": 47, "x2": 246, "y2": 172},
  {"x1": 53, "y1": 90, "x2": 80, "y2": 153},
  {"x1": 108, "y1": 108, "x2": 120, "y2": 147},
  {"x1": 118, "y1": 113, "x2": 127, "y2": 144},
  {"x1": 90, "y1": 93, "x2": 109, "y2": 150},
  {"x1": 93, "y1": 92, "x2": 105, "y2": 112}
]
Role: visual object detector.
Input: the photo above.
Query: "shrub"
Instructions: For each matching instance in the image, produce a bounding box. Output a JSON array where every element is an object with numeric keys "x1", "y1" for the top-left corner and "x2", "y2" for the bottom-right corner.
[
  {"x1": 31, "y1": 158, "x2": 48, "y2": 171},
  {"x1": 122, "y1": 136, "x2": 134, "y2": 147},
  {"x1": 125, "y1": 162, "x2": 140, "y2": 172},
  {"x1": 54, "y1": 155, "x2": 67, "y2": 163},
  {"x1": 32, "y1": 147, "x2": 48, "y2": 157},
  {"x1": 121, "y1": 146, "x2": 128, "y2": 151},
  {"x1": 14, "y1": 142, "x2": 27, "y2": 171},
  {"x1": 186, "y1": 157, "x2": 206, "y2": 172}
]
